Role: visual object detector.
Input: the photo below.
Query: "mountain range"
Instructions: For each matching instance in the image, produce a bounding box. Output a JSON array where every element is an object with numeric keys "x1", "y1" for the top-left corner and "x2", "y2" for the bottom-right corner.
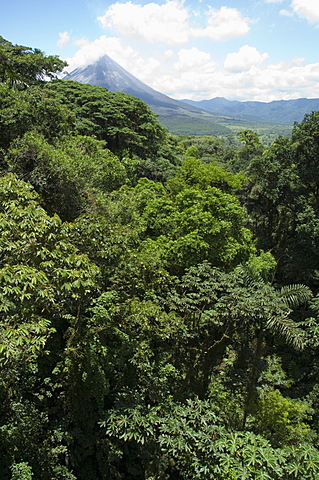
[
  {"x1": 65, "y1": 54, "x2": 319, "y2": 136},
  {"x1": 182, "y1": 96, "x2": 319, "y2": 126}
]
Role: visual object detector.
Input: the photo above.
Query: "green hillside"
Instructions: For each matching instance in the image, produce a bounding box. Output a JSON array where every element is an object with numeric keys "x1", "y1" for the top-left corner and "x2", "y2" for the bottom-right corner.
[
  {"x1": 157, "y1": 113, "x2": 232, "y2": 135},
  {"x1": 157, "y1": 110, "x2": 292, "y2": 142}
]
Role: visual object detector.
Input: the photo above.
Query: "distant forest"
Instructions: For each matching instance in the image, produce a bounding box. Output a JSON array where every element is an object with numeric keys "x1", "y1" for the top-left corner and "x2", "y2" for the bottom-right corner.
[{"x1": 2, "y1": 36, "x2": 319, "y2": 480}]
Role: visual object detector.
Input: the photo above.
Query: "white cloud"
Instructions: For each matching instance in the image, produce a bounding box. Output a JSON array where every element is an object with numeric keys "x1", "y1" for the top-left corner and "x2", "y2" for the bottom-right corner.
[
  {"x1": 174, "y1": 47, "x2": 218, "y2": 72},
  {"x1": 224, "y1": 45, "x2": 269, "y2": 72},
  {"x1": 148, "y1": 56, "x2": 319, "y2": 102},
  {"x1": 64, "y1": 36, "x2": 140, "y2": 72},
  {"x1": 98, "y1": 1, "x2": 191, "y2": 45},
  {"x1": 249, "y1": 61, "x2": 319, "y2": 99},
  {"x1": 63, "y1": 35, "x2": 161, "y2": 84},
  {"x1": 62, "y1": 0, "x2": 319, "y2": 105},
  {"x1": 63, "y1": 33, "x2": 319, "y2": 102},
  {"x1": 197, "y1": 7, "x2": 250, "y2": 41},
  {"x1": 164, "y1": 49, "x2": 175, "y2": 60},
  {"x1": 291, "y1": 0, "x2": 319, "y2": 24},
  {"x1": 57, "y1": 31, "x2": 70, "y2": 48},
  {"x1": 97, "y1": 1, "x2": 250, "y2": 44}
]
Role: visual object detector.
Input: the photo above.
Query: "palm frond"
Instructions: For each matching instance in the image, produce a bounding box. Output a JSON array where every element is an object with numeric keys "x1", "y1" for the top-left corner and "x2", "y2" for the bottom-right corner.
[
  {"x1": 266, "y1": 314, "x2": 306, "y2": 350},
  {"x1": 279, "y1": 284, "x2": 313, "y2": 309}
]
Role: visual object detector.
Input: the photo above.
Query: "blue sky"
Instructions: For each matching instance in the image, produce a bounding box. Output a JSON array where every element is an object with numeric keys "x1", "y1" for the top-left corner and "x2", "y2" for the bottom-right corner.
[{"x1": 2, "y1": 0, "x2": 319, "y2": 101}]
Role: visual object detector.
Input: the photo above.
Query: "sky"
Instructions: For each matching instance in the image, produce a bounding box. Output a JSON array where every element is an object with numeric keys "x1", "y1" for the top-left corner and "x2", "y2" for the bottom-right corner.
[{"x1": 2, "y1": 0, "x2": 319, "y2": 102}]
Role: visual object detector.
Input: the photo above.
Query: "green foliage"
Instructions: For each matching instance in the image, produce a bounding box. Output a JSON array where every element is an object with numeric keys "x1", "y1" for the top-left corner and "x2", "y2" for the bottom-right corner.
[
  {"x1": 246, "y1": 250, "x2": 277, "y2": 282},
  {"x1": 0, "y1": 174, "x2": 103, "y2": 479},
  {"x1": 6, "y1": 132, "x2": 127, "y2": 219},
  {"x1": 3, "y1": 34, "x2": 319, "y2": 480},
  {"x1": 109, "y1": 239, "x2": 171, "y2": 299},
  {"x1": 10, "y1": 462, "x2": 33, "y2": 480},
  {"x1": 167, "y1": 156, "x2": 245, "y2": 193},
  {"x1": 0, "y1": 85, "x2": 75, "y2": 149},
  {"x1": 45, "y1": 80, "x2": 168, "y2": 159},
  {"x1": 134, "y1": 155, "x2": 179, "y2": 183},
  {"x1": 178, "y1": 135, "x2": 226, "y2": 162},
  {"x1": 104, "y1": 396, "x2": 317, "y2": 479},
  {"x1": 0, "y1": 173, "x2": 100, "y2": 360},
  {"x1": 251, "y1": 388, "x2": 311, "y2": 447},
  {"x1": 232, "y1": 129, "x2": 265, "y2": 172},
  {"x1": 0, "y1": 36, "x2": 66, "y2": 89},
  {"x1": 246, "y1": 113, "x2": 319, "y2": 284},
  {"x1": 130, "y1": 168, "x2": 253, "y2": 272},
  {"x1": 284, "y1": 443, "x2": 319, "y2": 479},
  {"x1": 292, "y1": 110, "x2": 319, "y2": 190},
  {"x1": 185, "y1": 145, "x2": 200, "y2": 158}
]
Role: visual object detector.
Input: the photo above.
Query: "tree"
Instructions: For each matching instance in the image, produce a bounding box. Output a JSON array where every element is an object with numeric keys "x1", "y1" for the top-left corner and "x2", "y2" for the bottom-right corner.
[
  {"x1": 167, "y1": 156, "x2": 244, "y2": 193},
  {"x1": 246, "y1": 114, "x2": 319, "y2": 284},
  {"x1": 291, "y1": 111, "x2": 319, "y2": 213},
  {"x1": 6, "y1": 132, "x2": 127, "y2": 220},
  {"x1": 0, "y1": 173, "x2": 103, "y2": 479},
  {"x1": 4, "y1": 34, "x2": 319, "y2": 480},
  {"x1": 0, "y1": 84, "x2": 75, "y2": 150},
  {"x1": 98, "y1": 260, "x2": 314, "y2": 479},
  {"x1": 135, "y1": 172, "x2": 253, "y2": 273},
  {"x1": 237, "y1": 129, "x2": 264, "y2": 163},
  {"x1": 0, "y1": 36, "x2": 66, "y2": 89},
  {"x1": 45, "y1": 81, "x2": 168, "y2": 159}
]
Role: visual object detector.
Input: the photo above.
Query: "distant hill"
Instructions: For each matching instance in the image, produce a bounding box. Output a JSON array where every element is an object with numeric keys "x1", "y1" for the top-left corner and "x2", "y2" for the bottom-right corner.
[
  {"x1": 65, "y1": 55, "x2": 233, "y2": 136},
  {"x1": 181, "y1": 97, "x2": 319, "y2": 125}
]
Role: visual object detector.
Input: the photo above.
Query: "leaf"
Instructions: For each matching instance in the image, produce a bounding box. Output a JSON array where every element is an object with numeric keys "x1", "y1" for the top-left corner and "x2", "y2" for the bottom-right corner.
[{"x1": 279, "y1": 284, "x2": 312, "y2": 308}]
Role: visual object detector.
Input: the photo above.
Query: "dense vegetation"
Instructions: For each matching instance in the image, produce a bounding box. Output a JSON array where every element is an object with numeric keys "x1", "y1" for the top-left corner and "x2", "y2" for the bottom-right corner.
[{"x1": 2, "y1": 36, "x2": 319, "y2": 479}]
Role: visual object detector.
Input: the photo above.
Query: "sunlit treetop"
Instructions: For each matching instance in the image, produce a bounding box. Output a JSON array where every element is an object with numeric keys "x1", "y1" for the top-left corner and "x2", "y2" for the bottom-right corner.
[{"x1": 0, "y1": 36, "x2": 67, "y2": 89}]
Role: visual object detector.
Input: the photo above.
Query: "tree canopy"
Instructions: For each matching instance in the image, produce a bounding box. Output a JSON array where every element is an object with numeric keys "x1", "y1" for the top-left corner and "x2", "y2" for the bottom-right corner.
[
  {"x1": 45, "y1": 80, "x2": 168, "y2": 159},
  {"x1": 2, "y1": 36, "x2": 319, "y2": 480},
  {"x1": 0, "y1": 36, "x2": 66, "y2": 88}
]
